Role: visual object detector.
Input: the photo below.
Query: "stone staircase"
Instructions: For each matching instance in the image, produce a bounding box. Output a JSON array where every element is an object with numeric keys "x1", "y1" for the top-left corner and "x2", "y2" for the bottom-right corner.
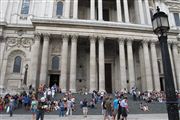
[{"x1": 11, "y1": 93, "x2": 167, "y2": 115}]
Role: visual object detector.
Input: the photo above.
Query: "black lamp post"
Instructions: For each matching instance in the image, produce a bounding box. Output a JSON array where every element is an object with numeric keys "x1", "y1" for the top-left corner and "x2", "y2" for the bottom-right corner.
[
  {"x1": 23, "y1": 64, "x2": 28, "y2": 85},
  {"x1": 152, "y1": 7, "x2": 179, "y2": 120}
]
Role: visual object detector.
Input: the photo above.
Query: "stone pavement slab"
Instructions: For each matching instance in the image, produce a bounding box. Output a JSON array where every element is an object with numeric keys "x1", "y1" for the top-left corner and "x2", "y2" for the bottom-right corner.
[{"x1": 0, "y1": 114, "x2": 168, "y2": 120}]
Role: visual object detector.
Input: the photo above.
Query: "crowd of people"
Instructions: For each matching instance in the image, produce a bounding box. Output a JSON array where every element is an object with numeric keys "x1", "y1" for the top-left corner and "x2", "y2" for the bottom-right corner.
[{"x1": 1, "y1": 85, "x2": 180, "y2": 120}]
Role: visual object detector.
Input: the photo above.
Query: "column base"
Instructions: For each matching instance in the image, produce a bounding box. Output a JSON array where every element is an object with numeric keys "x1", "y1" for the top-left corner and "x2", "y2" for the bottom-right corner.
[
  {"x1": 61, "y1": 89, "x2": 67, "y2": 93},
  {"x1": 69, "y1": 89, "x2": 76, "y2": 93}
]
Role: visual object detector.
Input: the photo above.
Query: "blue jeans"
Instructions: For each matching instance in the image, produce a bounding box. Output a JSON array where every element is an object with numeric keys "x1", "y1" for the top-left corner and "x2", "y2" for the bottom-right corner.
[
  {"x1": 36, "y1": 110, "x2": 44, "y2": 120},
  {"x1": 59, "y1": 110, "x2": 65, "y2": 117}
]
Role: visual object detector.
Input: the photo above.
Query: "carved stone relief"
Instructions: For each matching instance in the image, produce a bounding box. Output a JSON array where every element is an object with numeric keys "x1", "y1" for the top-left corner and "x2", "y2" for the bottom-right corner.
[{"x1": 6, "y1": 37, "x2": 34, "y2": 50}]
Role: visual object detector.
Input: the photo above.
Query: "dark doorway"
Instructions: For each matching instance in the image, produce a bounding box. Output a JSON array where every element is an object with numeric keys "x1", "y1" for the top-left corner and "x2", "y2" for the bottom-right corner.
[
  {"x1": 49, "y1": 74, "x2": 59, "y2": 88},
  {"x1": 105, "y1": 63, "x2": 112, "y2": 93},
  {"x1": 103, "y1": 9, "x2": 109, "y2": 21},
  {"x1": 160, "y1": 77, "x2": 164, "y2": 91}
]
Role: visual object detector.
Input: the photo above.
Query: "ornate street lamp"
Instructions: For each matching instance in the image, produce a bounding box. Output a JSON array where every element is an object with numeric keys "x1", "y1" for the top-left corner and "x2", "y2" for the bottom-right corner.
[
  {"x1": 152, "y1": 7, "x2": 179, "y2": 120},
  {"x1": 23, "y1": 64, "x2": 28, "y2": 85}
]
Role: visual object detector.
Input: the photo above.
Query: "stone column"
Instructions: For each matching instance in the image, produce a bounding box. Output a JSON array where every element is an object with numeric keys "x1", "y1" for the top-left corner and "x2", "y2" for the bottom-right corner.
[
  {"x1": 168, "y1": 43, "x2": 177, "y2": 89},
  {"x1": 60, "y1": 34, "x2": 69, "y2": 92},
  {"x1": 144, "y1": 0, "x2": 151, "y2": 25},
  {"x1": 0, "y1": 58, "x2": 7, "y2": 88},
  {"x1": 69, "y1": 34, "x2": 78, "y2": 92},
  {"x1": 0, "y1": 37, "x2": 6, "y2": 88},
  {"x1": 142, "y1": 41, "x2": 153, "y2": 91},
  {"x1": 89, "y1": 36, "x2": 97, "y2": 92},
  {"x1": 64, "y1": 0, "x2": 70, "y2": 18},
  {"x1": 118, "y1": 38, "x2": 127, "y2": 89},
  {"x1": 123, "y1": 0, "x2": 129, "y2": 23},
  {"x1": 90, "y1": 0, "x2": 95, "y2": 20},
  {"x1": 137, "y1": 0, "x2": 145, "y2": 24},
  {"x1": 116, "y1": 0, "x2": 122, "y2": 22},
  {"x1": 172, "y1": 43, "x2": 180, "y2": 90},
  {"x1": 127, "y1": 39, "x2": 135, "y2": 90},
  {"x1": 73, "y1": 0, "x2": 78, "y2": 19},
  {"x1": 98, "y1": 36, "x2": 105, "y2": 92},
  {"x1": 30, "y1": 33, "x2": 41, "y2": 88},
  {"x1": 98, "y1": 0, "x2": 103, "y2": 21},
  {"x1": 150, "y1": 41, "x2": 160, "y2": 91},
  {"x1": 39, "y1": 34, "x2": 50, "y2": 85}
]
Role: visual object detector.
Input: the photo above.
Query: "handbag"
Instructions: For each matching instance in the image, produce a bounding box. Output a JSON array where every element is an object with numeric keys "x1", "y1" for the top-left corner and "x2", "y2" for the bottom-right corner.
[{"x1": 6, "y1": 106, "x2": 10, "y2": 113}]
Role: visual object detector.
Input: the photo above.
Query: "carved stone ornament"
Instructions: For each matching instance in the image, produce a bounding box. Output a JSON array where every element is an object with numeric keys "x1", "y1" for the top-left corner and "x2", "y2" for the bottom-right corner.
[
  {"x1": 7, "y1": 37, "x2": 34, "y2": 49},
  {"x1": 165, "y1": 1, "x2": 180, "y2": 12}
]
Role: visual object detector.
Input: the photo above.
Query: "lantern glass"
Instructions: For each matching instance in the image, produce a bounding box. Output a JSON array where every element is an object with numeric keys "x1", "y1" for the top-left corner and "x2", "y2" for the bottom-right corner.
[{"x1": 161, "y1": 16, "x2": 169, "y2": 28}]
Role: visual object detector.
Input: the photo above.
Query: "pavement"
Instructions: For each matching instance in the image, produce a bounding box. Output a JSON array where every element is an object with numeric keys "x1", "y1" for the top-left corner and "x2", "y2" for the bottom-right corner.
[{"x1": 0, "y1": 114, "x2": 168, "y2": 120}]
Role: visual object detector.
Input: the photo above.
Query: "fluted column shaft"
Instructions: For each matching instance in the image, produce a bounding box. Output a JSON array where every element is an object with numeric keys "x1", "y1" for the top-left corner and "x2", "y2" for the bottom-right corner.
[
  {"x1": 39, "y1": 34, "x2": 50, "y2": 85},
  {"x1": 90, "y1": 0, "x2": 95, "y2": 20},
  {"x1": 172, "y1": 43, "x2": 180, "y2": 90},
  {"x1": 116, "y1": 0, "x2": 122, "y2": 22},
  {"x1": 150, "y1": 41, "x2": 160, "y2": 91},
  {"x1": 90, "y1": 36, "x2": 97, "y2": 92},
  {"x1": 98, "y1": 0, "x2": 103, "y2": 21},
  {"x1": 168, "y1": 43, "x2": 177, "y2": 89},
  {"x1": 0, "y1": 37, "x2": 6, "y2": 88},
  {"x1": 31, "y1": 33, "x2": 41, "y2": 88},
  {"x1": 127, "y1": 40, "x2": 135, "y2": 90},
  {"x1": 138, "y1": 0, "x2": 145, "y2": 24},
  {"x1": 143, "y1": 41, "x2": 153, "y2": 91},
  {"x1": 69, "y1": 35, "x2": 78, "y2": 92},
  {"x1": 60, "y1": 35, "x2": 69, "y2": 92},
  {"x1": 144, "y1": 0, "x2": 151, "y2": 25},
  {"x1": 98, "y1": 37, "x2": 105, "y2": 91},
  {"x1": 73, "y1": 0, "x2": 78, "y2": 19},
  {"x1": 118, "y1": 39, "x2": 127, "y2": 89},
  {"x1": 64, "y1": 0, "x2": 70, "y2": 18},
  {"x1": 123, "y1": 0, "x2": 129, "y2": 23}
]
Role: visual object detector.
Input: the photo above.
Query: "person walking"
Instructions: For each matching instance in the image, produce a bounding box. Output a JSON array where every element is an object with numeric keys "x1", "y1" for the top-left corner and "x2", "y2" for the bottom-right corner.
[
  {"x1": 31, "y1": 97, "x2": 38, "y2": 120},
  {"x1": 36, "y1": 97, "x2": 47, "y2": 120},
  {"x1": 120, "y1": 97, "x2": 129, "y2": 120},
  {"x1": 82, "y1": 98, "x2": 88, "y2": 118},
  {"x1": 112, "y1": 97, "x2": 119, "y2": 120},
  {"x1": 9, "y1": 98, "x2": 14, "y2": 117}
]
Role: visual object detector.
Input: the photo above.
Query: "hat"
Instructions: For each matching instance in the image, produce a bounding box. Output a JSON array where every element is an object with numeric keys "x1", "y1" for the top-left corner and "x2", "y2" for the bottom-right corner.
[{"x1": 40, "y1": 97, "x2": 45, "y2": 102}]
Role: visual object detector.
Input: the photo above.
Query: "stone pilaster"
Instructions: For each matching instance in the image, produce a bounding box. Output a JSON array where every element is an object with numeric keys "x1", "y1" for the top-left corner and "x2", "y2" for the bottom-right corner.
[
  {"x1": 168, "y1": 42, "x2": 177, "y2": 89},
  {"x1": 30, "y1": 33, "x2": 41, "y2": 88},
  {"x1": 142, "y1": 40, "x2": 153, "y2": 91},
  {"x1": 150, "y1": 40, "x2": 160, "y2": 91},
  {"x1": 64, "y1": 0, "x2": 70, "y2": 18},
  {"x1": 123, "y1": 0, "x2": 129, "y2": 23},
  {"x1": 137, "y1": 0, "x2": 145, "y2": 24},
  {"x1": 69, "y1": 34, "x2": 78, "y2": 92},
  {"x1": 98, "y1": 36, "x2": 105, "y2": 92},
  {"x1": 127, "y1": 39, "x2": 135, "y2": 90},
  {"x1": 118, "y1": 38, "x2": 127, "y2": 90},
  {"x1": 172, "y1": 42, "x2": 180, "y2": 90},
  {"x1": 0, "y1": 37, "x2": 6, "y2": 88},
  {"x1": 39, "y1": 33, "x2": 50, "y2": 85},
  {"x1": 98, "y1": 0, "x2": 103, "y2": 21},
  {"x1": 60, "y1": 34, "x2": 69, "y2": 92},
  {"x1": 73, "y1": 0, "x2": 78, "y2": 19},
  {"x1": 89, "y1": 35, "x2": 97, "y2": 92},
  {"x1": 144, "y1": 0, "x2": 151, "y2": 25},
  {"x1": 90, "y1": 0, "x2": 95, "y2": 20},
  {"x1": 116, "y1": 0, "x2": 122, "y2": 22}
]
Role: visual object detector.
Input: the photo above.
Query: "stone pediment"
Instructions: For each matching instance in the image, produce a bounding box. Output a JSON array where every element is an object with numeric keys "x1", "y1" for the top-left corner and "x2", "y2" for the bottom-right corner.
[{"x1": 165, "y1": 1, "x2": 180, "y2": 12}]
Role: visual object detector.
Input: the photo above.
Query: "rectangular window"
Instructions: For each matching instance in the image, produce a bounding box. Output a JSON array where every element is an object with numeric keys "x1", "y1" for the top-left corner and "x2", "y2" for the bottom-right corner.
[
  {"x1": 174, "y1": 13, "x2": 180, "y2": 26},
  {"x1": 21, "y1": 0, "x2": 30, "y2": 15}
]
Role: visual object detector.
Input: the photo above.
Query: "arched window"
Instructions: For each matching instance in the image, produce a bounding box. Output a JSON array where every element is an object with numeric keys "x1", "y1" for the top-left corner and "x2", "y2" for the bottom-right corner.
[
  {"x1": 13, "y1": 56, "x2": 22, "y2": 73},
  {"x1": 56, "y1": 1, "x2": 63, "y2": 16},
  {"x1": 52, "y1": 56, "x2": 59, "y2": 70},
  {"x1": 21, "y1": 0, "x2": 30, "y2": 14}
]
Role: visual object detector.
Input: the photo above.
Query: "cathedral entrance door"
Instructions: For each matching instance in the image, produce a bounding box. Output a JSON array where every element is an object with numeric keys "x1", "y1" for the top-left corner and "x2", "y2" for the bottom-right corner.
[
  {"x1": 105, "y1": 63, "x2": 112, "y2": 93},
  {"x1": 49, "y1": 74, "x2": 59, "y2": 88}
]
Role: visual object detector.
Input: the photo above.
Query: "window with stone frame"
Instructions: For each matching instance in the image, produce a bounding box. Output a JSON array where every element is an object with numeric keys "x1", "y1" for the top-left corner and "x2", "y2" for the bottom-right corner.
[
  {"x1": 173, "y1": 13, "x2": 180, "y2": 26},
  {"x1": 56, "y1": 1, "x2": 64, "y2": 17},
  {"x1": 21, "y1": 0, "x2": 30, "y2": 15},
  {"x1": 52, "y1": 56, "x2": 60, "y2": 70},
  {"x1": 13, "y1": 56, "x2": 22, "y2": 73}
]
